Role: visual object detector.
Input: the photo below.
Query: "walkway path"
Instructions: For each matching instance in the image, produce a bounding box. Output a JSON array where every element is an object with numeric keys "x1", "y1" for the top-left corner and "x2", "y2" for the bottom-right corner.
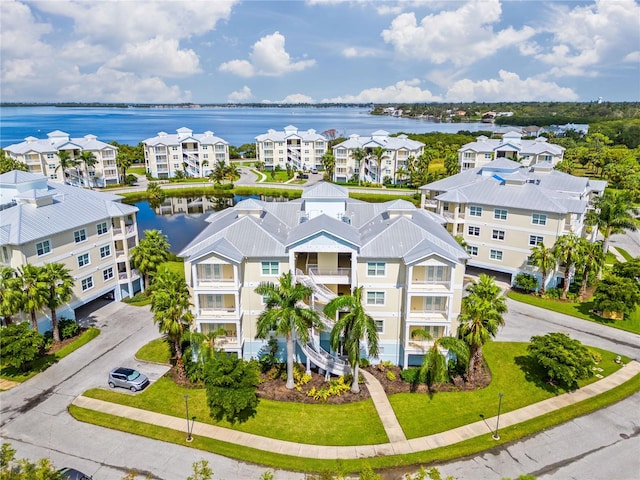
[
  {"x1": 360, "y1": 370, "x2": 406, "y2": 443},
  {"x1": 71, "y1": 360, "x2": 640, "y2": 460}
]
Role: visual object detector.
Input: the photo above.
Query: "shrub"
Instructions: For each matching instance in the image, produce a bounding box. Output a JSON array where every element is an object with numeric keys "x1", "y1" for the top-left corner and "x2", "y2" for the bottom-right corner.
[
  {"x1": 528, "y1": 332, "x2": 594, "y2": 389},
  {"x1": 0, "y1": 323, "x2": 45, "y2": 371},
  {"x1": 358, "y1": 358, "x2": 370, "y2": 368},
  {"x1": 592, "y1": 275, "x2": 640, "y2": 316},
  {"x1": 513, "y1": 272, "x2": 538, "y2": 293},
  {"x1": 542, "y1": 287, "x2": 562, "y2": 300},
  {"x1": 293, "y1": 363, "x2": 312, "y2": 391},
  {"x1": 58, "y1": 318, "x2": 79, "y2": 340},
  {"x1": 400, "y1": 368, "x2": 421, "y2": 384},
  {"x1": 385, "y1": 370, "x2": 396, "y2": 381},
  {"x1": 306, "y1": 376, "x2": 351, "y2": 401}
]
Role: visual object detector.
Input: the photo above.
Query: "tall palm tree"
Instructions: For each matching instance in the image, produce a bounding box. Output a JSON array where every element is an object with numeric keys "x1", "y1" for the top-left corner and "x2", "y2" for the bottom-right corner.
[
  {"x1": 0, "y1": 266, "x2": 22, "y2": 326},
  {"x1": 42, "y1": 263, "x2": 74, "y2": 342},
  {"x1": 529, "y1": 242, "x2": 555, "y2": 295},
  {"x1": 587, "y1": 190, "x2": 639, "y2": 254},
  {"x1": 255, "y1": 271, "x2": 322, "y2": 389},
  {"x1": 457, "y1": 274, "x2": 507, "y2": 384},
  {"x1": 224, "y1": 162, "x2": 240, "y2": 183},
  {"x1": 209, "y1": 161, "x2": 227, "y2": 185},
  {"x1": 79, "y1": 150, "x2": 97, "y2": 189},
  {"x1": 552, "y1": 232, "x2": 582, "y2": 300},
  {"x1": 371, "y1": 146, "x2": 387, "y2": 184},
  {"x1": 55, "y1": 150, "x2": 78, "y2": 185},
  {"x1": 410, "y1": 329, "x2": 469, "y2": 392},
  {"x1": 351, "y1": 148, "x2": 366, "y2": 184},
  {"x1": 17, "y1": 264, "x2": 48, "y2": 332},
  {"x1": 149, "y1": 267, "x2": 193, "y2": 380},
  {"x1": 577, "y1": 239, "x2": 605, "y2": 298},
  {"x1": 130, "y1": 229, "x2": 171, "y2": 288},
  {"x1": 116, "y1": 150, "x2": 133, "y2": 185},
  {"x1": 321, "y1": 151, "x2": 335, "y2": 180},
  {"x1": 323, "y1": 287, "x2": 379, "y2": 393}
]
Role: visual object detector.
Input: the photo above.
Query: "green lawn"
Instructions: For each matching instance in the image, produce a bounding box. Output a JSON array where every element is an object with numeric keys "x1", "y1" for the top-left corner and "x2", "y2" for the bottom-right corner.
[
  {"x1": 508, "y1": 291, "x2": 640, "y2": 335},
  {"x1": 83, "y1": 377, "x2": 387, "y2": 446},
  {"x1": 0, "y1": 327, "x2": 100, "y2": 383},
  {"x1": 128, "y1": 167, "x2": 146, "y2": 175},
  {"x1": 262, "y1": 171, "x2": 295, "y2": 183},
  {"x1": 614, "y1": 246, "x2": 634, "y2": 262},
  {"x1": 391, "y1": 342, "x2": 625, "y2": 439},
  {"x1": 135, "y1": 338, "x2": 170, "y2": 364}
]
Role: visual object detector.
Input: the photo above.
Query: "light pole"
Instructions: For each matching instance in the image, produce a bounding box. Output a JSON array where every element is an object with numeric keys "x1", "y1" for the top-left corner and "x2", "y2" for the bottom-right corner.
[
  {"x1": 492, "y1": 392, "x2": 504, "y2": 440},
  {"x1": 184, "y1": 394, "x2": 193, "y2": 442}
]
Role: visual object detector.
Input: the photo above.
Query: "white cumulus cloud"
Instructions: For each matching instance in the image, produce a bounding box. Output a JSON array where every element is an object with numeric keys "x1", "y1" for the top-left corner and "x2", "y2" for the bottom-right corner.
[
  {"x1": 322, "y1": 79, "x2": 441, "y2": 103},
  {"x1": 227, "y1": 86, "x2": 253, "y2": 102},
  {"x1": 219, "y1": 32, "x2": 316, "y2": 77}
]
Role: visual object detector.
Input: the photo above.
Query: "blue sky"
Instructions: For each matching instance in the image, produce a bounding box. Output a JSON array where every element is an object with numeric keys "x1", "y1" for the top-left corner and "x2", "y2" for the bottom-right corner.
[{"x1": 1, "y1": 0, "x2": 638, "y2": 103}]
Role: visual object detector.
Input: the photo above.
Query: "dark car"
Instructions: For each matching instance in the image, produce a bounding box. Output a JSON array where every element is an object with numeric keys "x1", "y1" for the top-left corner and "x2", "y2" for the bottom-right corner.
[
  {"x1": 108, "y1": 367, "x2": 149, "y2": 392},
  {"x1": 58, "y1": 468, "x2": 92, "y2": 480}
]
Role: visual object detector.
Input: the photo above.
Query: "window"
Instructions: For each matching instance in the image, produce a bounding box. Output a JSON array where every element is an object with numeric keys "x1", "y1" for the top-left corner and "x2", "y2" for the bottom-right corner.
[
  {"x1": 36, "y1": 240, "x2": 51, "y2": 256},
  {"x1": 426, "y1": 266, "x2": 447, "y2": 282},
  {"x1": 532, "y1": 213, "x2": 547, "y2": 226},
  {"x1": 484, "y1": 153, "x2": 492, "y2": 159},
  {"x1": 47, "y1": 153, "x2": 54, "y2": 159},
  {"x1": 529, "y1": 235, "x2": 544, "y2": 246},
  {"x1": 97, "y1": 222, "x2": 108, "y2": 235},
  {"x1": 103, "y1": 268, "x2": 114, "y2": 281},
  {"x1": 173, "y1": 163, "x2": 180, "y2": 169},
  {"x1": 468, "y1": 226, "x2": 480, "y2": 236},
  {"x1": 100, "y1": 245, "x2": 111, "y2": 258},
  {"x1": 374, "y1": 320, "x2": 384, "y2": 333},
  {"x1": 490, "y1": 249, "x2": 503, "y2": 261},
  {"x1": 202, "y1": 294, "x2": 224, "y2": 308},
  {"x1": 467, "y1": 246, "x2": 478, "y2": 256},
  {"x1": 494, "y1": 209, "x2": 508, "y2": 220},
  {"x1": 81, "y1": 276, "x2": 94, "y2": 291},
  {"x1": 366, "y1": 291, "x2": 385, "y2": 305},
  {"x1": 74, "y1": 229, "x2": 87, "y2": 243},
  {"x1": 48, "y1": 163, "x2": 56, "y2": 170},
  {"x1": 201, "y1": 264, "x2": 222, "y2": 280},
  {"x1": 78, "y1": 253, "x2": 90, "y2": 267},
  {"x1": 261, "y1": 261, "x2": 279, "y2": 276},
  {"x1": 526, "y1": 255, "x2": 535, "y2": 266},
  {"x1": 172, "y1": 146, "x2": 178, "y2": 151},
  {"x1": 492, "y1": 229, "x2": 505, "y2": 241},
  {"x1": 469, "y1": 206, "x2": 483, "y2": 217},
  {"x1": 367, "y1": 262, "x2": 386, "y2": 276},
  {"x1": 424, "y1": 296, "x2": 446, "y2": 311}
]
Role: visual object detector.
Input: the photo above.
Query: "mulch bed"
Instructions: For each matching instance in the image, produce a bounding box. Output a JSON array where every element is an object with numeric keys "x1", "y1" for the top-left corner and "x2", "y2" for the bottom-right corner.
[{"x1": 46, "y1": 328, "x2": 89, "y2": 354}]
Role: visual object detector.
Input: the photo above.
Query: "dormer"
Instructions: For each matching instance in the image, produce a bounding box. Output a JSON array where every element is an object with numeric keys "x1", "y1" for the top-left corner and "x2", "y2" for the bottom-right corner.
[{"x1": 235, "y1": 198, "x2": 264, "y2": 218}]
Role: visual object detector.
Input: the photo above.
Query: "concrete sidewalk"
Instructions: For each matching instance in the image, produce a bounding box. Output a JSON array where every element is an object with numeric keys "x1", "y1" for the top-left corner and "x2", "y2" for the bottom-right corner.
[{"x1": 71, "y1": 360, "x2": 640, "y2": 460}]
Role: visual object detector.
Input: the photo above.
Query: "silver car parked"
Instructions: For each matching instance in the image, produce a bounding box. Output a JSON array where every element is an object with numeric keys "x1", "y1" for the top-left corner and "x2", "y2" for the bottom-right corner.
[{"x1": 108, "y1": 367, "x2": 149, "y2": 392}]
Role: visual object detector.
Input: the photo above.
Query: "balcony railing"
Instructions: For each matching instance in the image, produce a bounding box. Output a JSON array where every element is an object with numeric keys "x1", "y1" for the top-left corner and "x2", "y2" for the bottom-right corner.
[
  {"x1": 112, "y1": 225, "x2": 135, "y2": 236},
  {"x1": 196, "y1": 278, "x2": 236, "y2": 288},
  {"x1": 198, "y1": 307, "x2": 238, "y2": 318},
  {"x1": 409, "y1": 280, "x2": 451, "y2": 291}
]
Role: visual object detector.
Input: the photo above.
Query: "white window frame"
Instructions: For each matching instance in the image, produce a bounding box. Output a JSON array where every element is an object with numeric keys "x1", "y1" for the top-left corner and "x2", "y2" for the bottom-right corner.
[
  {"x1": 74, "y1": 228, "x2": 87, "y2": 243},
  {"x1": 366, "y1": 291, "x2": 385, "y2": 306},
  {"x1": 494, "y1": 209, "x2": 508, "y2": 221},
  {"x1": 529, "y1": 235, "x2": 544, "y2": 246},
  {"x1": 97, "y1": 222, "x2": 108, "y2": 235},
  {"x1": 467, "y1": 246, "x2": 478, "y2": 256},
  {"x1": 374, "y1": 319, "x2": 384, "y2": 333},
  {"x1": 492, "y1": 229, "x2": 505, "y2": 241},
  {"x1": 36, "y1": 240, "x2": 51, "y2": 257},
  {"x1": 78, "y1": 253, "x2": 90, "y2": 268},
  {"x1": 100, "y1": 245, "x2": 111, "y2": 258},
  {"x1": 469, "y1": 205, "x2": 483, "y2": 217},
  {"x1": 103, "y1": 268, "x2": 114, "y2": 281},
  {"x1": 367, "y1": 262, "x2": 386, "y2": 277},
  {"x1": 532, "y1": 213, "x2": 547, "y2": 226},
  {"x1": 468, "y1": 226, "x2": 480, "y2": 236},
  {"x1": 81, "y1": 276, "x2": 94, "y2": 291},
  {"x1": 261, "y1": 261, "x2": 279, "y2": 276},
  {"x1": 490, "y1": 249, "x2": 503, "y2": 261}
]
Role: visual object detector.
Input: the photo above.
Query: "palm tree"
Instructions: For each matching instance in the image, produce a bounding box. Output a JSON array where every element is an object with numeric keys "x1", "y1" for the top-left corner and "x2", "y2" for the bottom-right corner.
[
  {"x1": 224, "y1": 162, "x2": 240, "y2": 184},
  {"x1": 587, "y1": 190, "x2": 639, "y2": 254},
  {"x1": 17, "y1": 264, "x2": 48, "y2": 332},
  {"x1": 529, "y1": 242, "x2": 555, "y2": 295},
  {"x1": 42, "y1": 263, "x2": 74, "y2": 342},
  {"x1": 552, "y1": 232, "x2": 582, "y2": 300},
  {"x1": 457, "y1": 274, "x2": 507, "y2": 384},
  {"x1": 130, "y1": 229, "x2": 171, "y2": 289},
  {"x1": 55, "y1": 150, "x2": 78, "y2": 185},
  {"x1": 577, "y1": 240, "x2": 605, "y2": 298},
  {"x1": 79, "y1": 150, "x2": 97, "y2": 189},
  {"x1": 209, "y1": 161, "x2": 227, "y2": 185},
  {"x1": 321, "y1": 151, "x2": 335, "y2": 180},
  {"x1": 351, "y1": 148, "x2": 366, "y2": 184},
  {"x1": 149, "y1": 267, "x2": 193, "y2": 380},
  {"x1": 146, "y1": 181, "x2": 165, "y2": 209},
  {"x1": 116, "y1": 150, "x2": 133, "y2": 185},
  {"x1": 323, "y1": 287, "x2": 379, "y2": 393},
  {"x1": 370, "y1": 146, "x2": 387, "y2": 184},
  {"x1": 255, "y1": 271, "x2": 322, "y2": 389},
  {"x1": 410, "y1": 329, "x2": 469, "y2": 392},
  {"x1": 0, "y1": 266, "x2": 22, "y2": 326}
]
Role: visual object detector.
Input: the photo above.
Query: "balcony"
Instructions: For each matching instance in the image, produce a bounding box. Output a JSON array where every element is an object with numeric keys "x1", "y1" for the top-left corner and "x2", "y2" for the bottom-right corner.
[
  {"x1": 407, "y1": 310, "x2": 448, "y2": 322},
  {"x1": 198, "y1": 307, "x2": 239, "y2": 319},
  {"x1": 408, "y1": 280, "x2": 451, "y2": 293},
  {"x1": 118, "y1": 269, "x2": 141, "y2": 281},
  {"x1": 196, "y1": 278, "x2": 237, "y2": 289},
  {"x1": 112, "y1": 224, "x2": 136, "y2": 237},
  {"x1": 308, "y1": 266, "x2": 351, "y2": 285}
]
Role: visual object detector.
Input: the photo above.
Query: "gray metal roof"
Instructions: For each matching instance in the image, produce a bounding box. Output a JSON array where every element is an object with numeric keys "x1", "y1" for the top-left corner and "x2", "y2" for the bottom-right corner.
[
  {"x1": 4, "y1": 132, "x2": 116, "y2": 154},
  {"x1": 143, "y1": 127, "x2": 229, "y2": 147},
  {"x1": 255, "y1": 126, "x2": 326, "y2": 142}
]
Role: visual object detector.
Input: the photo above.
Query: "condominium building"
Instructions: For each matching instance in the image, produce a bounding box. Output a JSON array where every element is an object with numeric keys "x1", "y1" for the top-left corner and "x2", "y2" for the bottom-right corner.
[
  {"x1": 331, "y1": 131, "x2": 424, "y2": 184},
  {"x1": 0, "y1": 170, "x2": 142, "y2": 331},
  {"x1": 419, "y1": 159, "x2": 606, "y2": 288},
  {"x1": 3, "y1": 130, "x2": 119, "y2": 187},
  {"x1": 179, "y1": 182, "x2": 469, "y2": 370},
  {"x1": 255, "y1": 125, "x2": 327, "y2": 172},
  {"x1": 142, "y1": 127, "x2": 230, "y2": 179},
  {"x1": 458, "y1": 131, "x2": 565, "y2": 171}
]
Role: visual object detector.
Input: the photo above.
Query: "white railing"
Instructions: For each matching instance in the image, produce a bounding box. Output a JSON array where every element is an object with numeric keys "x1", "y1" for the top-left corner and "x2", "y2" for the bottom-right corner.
[
  {"x1": 298, "y1": 340, "x2": 350, "y2": 376},
  {"x1": 198, "y1": 307, "x2": 238, "y2": 317},
  {"x1": 308, "y1": 267, "x2": 351, "y2": 277},
  {"x1": 296, "y1": 269, "x2": 338, "y2": 304}
]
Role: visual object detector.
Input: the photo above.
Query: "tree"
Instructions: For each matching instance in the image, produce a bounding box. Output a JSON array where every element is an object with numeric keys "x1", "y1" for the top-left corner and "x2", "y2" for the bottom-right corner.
[
  {"x1": 513, "y1": 272, "x2": 538, "y2": 293},
  {"x1": 55, "y1": 150, "x2": 78, "y2": 184},
  {"x1": 612, "y1": 257, "x2": 640, "y2": 281},
  {"x1": 204, "y1": 352, "x2": 260, "y2": 424},
  {"x1": 149, "y1": 267, "x2": 193, "y2": 380},
  {"x1": 255, "y1": 271, "x2": 322, "y2": 389},
  {"x1": 0, "y1": 322, "x2": 45, "y2": 372},
  {"x1": 587, "y1": 190, "x2": 639, "y2": 254},
  {"x1": 529, "y1": 242, "x2": 555, "y2": 295},
  {"x1": 410, "y1": 329, "x2": 469, "y2": 392},
  {"x1": 592, "y1": 275, "x2": 640, "y2": 317},
  {"x1": 552, "y1": 233, "x2": 581, "y2": 300},
  {"x1": 41, "y1": 263, "x2": 74, "y2": 342},
  {"x1": 130, "y1": 229, "x2": 171, "y2": 288},
  {"x1": 527, "y1": 333, "x2": 594, "y2": 389},
  {"x1": 457, "y1": 274, "x2": 507, "y2": 383},
  {"x1": 209, "y1": 161, "x2": 227, "y2": 185},
  {"x1": 17, "y1": 264, "x2": 48, "y2": 332},
  {"x1": 0, "y1": 443, "x2": 60, "y2": 479},
  {"x1": 370, "y1": 146, "x2": 387, "y2": 184},
  {"x1": 351, "y1": 148, "x2": 366, "y2": 184},
  {"x1": 444, "y1": 152, "x2": 461, "y2": 176},
  {"x1": 576, "y1": 240, "x2": 605, "y2": 297},
  {"x1": 79, "y1": 150, "x2": 97, "y2": 188},
  {"x1": 323, "y1": 286, "x2": 379, "y2": 393},
  {"x1": 0, "y1": 149, "x2": 28, "y2": 174},
  {"x1": 321, "y1": 151, "x2": 335, "y2": 180},
  {"x1": 116, "y1": 149, "x2": 133, "y2": 184},
  {"x1": 0, "y1": 266, "x2": 21, "y2": 326},
  {"x1": 224, "y1": 162, "x2": 240, "y2": 183}
]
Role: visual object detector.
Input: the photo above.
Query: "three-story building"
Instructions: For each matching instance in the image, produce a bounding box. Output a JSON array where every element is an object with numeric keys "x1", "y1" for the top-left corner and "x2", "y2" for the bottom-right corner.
[{"x1": 255, "y1": 125, "x2": 327, "y2": 172}]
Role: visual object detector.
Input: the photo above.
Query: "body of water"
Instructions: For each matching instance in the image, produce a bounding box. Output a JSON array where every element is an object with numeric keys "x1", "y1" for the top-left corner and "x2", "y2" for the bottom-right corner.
[{"x1": 0, "y1": 105, "x2": 496, "y2": 148}]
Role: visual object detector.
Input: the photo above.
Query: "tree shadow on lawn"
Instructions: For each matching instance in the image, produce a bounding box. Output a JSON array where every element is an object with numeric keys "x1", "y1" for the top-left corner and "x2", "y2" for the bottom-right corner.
[{"x1": 514, "y1": 355, "x2": 562, "y2": 395}]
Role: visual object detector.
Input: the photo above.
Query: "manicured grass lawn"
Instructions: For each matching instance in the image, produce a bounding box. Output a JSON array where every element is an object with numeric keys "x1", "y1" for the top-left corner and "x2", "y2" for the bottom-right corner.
[
  {"x1": 614, "y1": 246, "x2": 633, "y2": 262},
  {"x1": 0, "y1": 327, "x2": 100, "y2": 383},
  {"x1": 262, "y1": 171, "x2": 295, "y2": 183},
  {"x1": 159, "y1": 260, "x2": 185, "y2": 277},
  {"x1": 128, "y1": 167, "x2": 146, "y2": 175},
  {"x1": 83, "y1": 377, "x2": 387, "y2": 446},
  {"x1": 390, "y1": 342, "x2": 625, "y2": 439},
  {"x1": 135, "y1": 338, "x2": 170, "y2": 364},
  {"x1": 508, "y1": 291, "x2": 640, "y2": 335}
]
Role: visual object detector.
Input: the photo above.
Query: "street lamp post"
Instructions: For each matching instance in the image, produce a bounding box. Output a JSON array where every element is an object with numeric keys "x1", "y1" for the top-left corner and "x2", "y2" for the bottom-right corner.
[
  {"x1": 184, "y1": 394, "x2": 193, "y2": 442},
  {"x1": 492, "y1": 392, "x2": 504, "y2": 440}
]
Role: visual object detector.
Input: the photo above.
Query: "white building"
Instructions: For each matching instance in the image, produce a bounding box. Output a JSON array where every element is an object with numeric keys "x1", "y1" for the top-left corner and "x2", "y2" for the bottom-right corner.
[
  {"x1": 179, "y1": 182, "x2": 468, "y2": 369},
  {"x1": 255, "y1": 125, "x2": 328, "y2": 172},
  {"x1": 143, "y1": 127, "x2": 230, "y2": 179},
  {"x1": 332, "y1": 131, "x2": 424, "y2": 184},
  {"x1": 3, "y1": 130, "x2": 119, "y2": 187},
  {"x1": 458, "y1": 131, "x2": 565, "y2": 171},
  {"x1": 419, "y1": 159, "x2": 607, "y2": 288},
  {"x1": 0, "y1": 170, "x2": 142, "y2": 331}
]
